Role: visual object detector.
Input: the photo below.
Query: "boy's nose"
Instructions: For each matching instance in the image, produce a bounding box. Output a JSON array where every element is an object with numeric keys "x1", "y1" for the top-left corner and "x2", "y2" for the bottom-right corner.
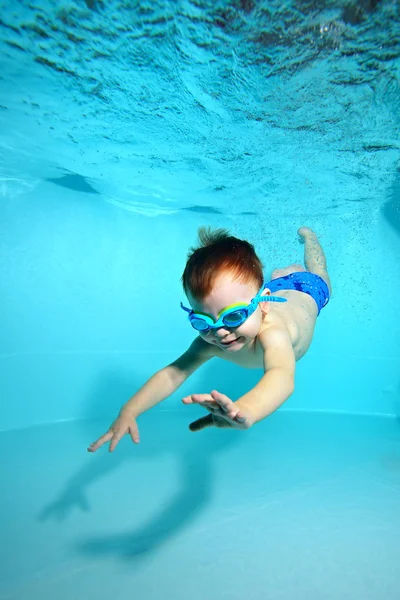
[{"x1": 213, "y1": 326, "x2": 231, "y2": 338}]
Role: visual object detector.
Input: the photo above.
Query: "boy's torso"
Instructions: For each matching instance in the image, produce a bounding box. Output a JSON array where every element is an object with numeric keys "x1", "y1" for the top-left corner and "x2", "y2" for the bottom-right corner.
[{"x1": 213, "y1": 289, "x2": 318, "y2": 370}]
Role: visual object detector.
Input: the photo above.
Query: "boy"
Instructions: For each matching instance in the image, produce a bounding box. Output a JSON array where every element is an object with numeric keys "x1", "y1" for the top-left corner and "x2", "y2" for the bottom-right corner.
[{"x1": 88, "y1": 226, "x2": 331, "y2": 453}]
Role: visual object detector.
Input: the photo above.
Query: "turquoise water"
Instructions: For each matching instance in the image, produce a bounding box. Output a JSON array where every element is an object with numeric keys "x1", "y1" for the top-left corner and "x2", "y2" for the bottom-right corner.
[
  {"x1": 1, "y1": 1, "x2": 400, "y2": 599},
  {"x1": 2, "y1": 412, "x2": 400, "y2": 599}
]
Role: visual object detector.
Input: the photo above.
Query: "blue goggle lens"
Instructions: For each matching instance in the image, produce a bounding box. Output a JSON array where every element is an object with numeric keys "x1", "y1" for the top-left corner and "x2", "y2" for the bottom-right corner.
[
  {"x1": 222, "y1": 309, "x2": 247, "y2": 326},
  {"x1": 190, "y1": 317, "x2": 210, "y2": 331}
]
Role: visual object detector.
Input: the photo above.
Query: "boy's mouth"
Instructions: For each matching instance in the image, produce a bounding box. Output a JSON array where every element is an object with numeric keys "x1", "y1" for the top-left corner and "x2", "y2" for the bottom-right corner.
[{"x1": 220, "y1": 337, "x2": 241, "y2": 346}]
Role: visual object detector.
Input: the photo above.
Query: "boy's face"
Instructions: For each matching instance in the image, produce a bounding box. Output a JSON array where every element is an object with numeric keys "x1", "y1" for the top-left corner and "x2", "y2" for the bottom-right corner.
[{"x1": 187, "y1": 272, "x2": 267, "y2": 352}]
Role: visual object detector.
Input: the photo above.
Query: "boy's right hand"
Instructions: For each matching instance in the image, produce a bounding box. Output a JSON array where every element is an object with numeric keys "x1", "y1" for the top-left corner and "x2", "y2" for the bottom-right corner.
[{"x1": 88, "y1": 411, "x2": 140, "y2": 453}]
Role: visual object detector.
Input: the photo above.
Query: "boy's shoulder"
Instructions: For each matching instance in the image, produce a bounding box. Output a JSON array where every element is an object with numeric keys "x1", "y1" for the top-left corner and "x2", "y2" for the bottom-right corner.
[
  {"x1": 258, "y1": 311, "x2": 294, "y2": 344},
  {"x1": 256, "y1": 324, "x2": 296, "y2": 372},
  {"x1": 257, "y1": 322, "x2": 294, "y2": 350}
]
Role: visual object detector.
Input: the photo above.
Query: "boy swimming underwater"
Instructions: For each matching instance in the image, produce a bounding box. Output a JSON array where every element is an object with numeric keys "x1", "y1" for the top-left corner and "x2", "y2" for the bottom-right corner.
[{"x1": 89, "y1": 226, "x2": 331, "y2": 452}]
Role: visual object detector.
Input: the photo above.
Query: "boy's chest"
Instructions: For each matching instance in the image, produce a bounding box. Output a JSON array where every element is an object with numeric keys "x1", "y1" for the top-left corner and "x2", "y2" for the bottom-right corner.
[{"x1": 218, "y1": 342, "x2": 265, "y2": 370}]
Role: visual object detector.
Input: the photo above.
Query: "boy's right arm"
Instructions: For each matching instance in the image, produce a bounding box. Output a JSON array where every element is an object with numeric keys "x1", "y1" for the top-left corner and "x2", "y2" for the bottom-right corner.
[{"x1": 88, "y1": 337, "x2": 215, "y2": 453}]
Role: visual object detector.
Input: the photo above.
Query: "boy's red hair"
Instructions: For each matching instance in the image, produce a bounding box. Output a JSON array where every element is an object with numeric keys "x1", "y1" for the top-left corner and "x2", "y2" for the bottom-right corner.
[{"x1": 181, "y1": 227, "x2": 264, "y2": 300}]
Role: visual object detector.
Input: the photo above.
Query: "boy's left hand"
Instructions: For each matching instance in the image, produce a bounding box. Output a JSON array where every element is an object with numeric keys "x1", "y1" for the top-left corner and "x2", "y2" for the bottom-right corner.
[{"x1": 182, "y1": 390, "x2": 252, "y2": 431}]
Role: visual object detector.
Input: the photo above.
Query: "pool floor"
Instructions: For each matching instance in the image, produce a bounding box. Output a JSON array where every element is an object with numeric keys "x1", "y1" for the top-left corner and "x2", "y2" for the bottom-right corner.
[{"x1": 1, "y1": 410, "x2": 400, "y2": 600}]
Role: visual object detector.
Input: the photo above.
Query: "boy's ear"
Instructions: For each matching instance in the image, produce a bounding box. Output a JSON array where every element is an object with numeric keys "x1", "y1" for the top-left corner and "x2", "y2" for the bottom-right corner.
[{"x1": 260, "y1": 287, "x2": 271, "y2": 315}]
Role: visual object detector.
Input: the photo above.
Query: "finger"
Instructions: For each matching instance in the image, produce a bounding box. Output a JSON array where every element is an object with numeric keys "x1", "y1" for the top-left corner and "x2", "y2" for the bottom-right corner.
[
  {"x1": 191, "y1": 394, "x2": 214, "y2": 403},
  {"x1": 210, "y1": 393, "x2": 243, "y2": 421},
  {"x1": 87, "y1": 431, "x2": 113, "y2": 452},
  {"x1": 210, "y1": 391, "x2": 238, "y2": 417},
  {"x1": 182, "y1": 395, "x2": 197, "y2": 404},
  {"x1": 211, "y1": 390, "x2": 242, "y2": 423},
  {"x1": 129, "y1": 423, "x2": 140, "y2": 444},
  {"x1": 226, "y1": 408, "x2": 248, "y2": 422},
  {"x1": 182, "y1": 394, "x2": 213, "y2": 405},
  {"x1": 233, "y1": 411, "x2": 247, "y2": 423},
  {"x1": 210, "y1": 390, "x2": 233, "y2": 410},
  {"x1": 189, "y1": 414, "x2": 214, "y2": 432},
  {"x1": 109, "y1": 429, "x2": 126, "y2": 452}
]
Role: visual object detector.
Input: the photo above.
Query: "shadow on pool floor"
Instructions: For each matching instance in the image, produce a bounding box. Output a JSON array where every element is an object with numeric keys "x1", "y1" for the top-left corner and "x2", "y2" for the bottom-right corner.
[{"x1": 1, "y1": 410, "x2": 400, "y2": 600}]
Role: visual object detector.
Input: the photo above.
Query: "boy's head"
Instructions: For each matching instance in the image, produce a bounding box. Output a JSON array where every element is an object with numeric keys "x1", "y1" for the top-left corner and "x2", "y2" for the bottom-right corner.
[{"x1": 181, "y1": 227, "x2": 270, "y2": 352}]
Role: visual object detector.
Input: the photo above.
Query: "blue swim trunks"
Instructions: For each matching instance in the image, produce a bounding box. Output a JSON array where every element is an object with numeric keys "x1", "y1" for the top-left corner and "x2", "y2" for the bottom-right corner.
[{"x1": 264, "y1": 272, "x2": 330, "y2": 315}]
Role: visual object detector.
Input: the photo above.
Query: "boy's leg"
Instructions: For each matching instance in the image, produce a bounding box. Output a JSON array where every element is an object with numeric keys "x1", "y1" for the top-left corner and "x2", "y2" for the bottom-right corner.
[{"x1": 298, "y1": 227, "x2": 332, "y2": 294}]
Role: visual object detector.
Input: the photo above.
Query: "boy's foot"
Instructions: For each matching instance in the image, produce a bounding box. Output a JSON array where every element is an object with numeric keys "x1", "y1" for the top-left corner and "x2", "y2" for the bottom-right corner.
[{"x1": 298, "y1": 226, "x2": 317, "y2": 242}]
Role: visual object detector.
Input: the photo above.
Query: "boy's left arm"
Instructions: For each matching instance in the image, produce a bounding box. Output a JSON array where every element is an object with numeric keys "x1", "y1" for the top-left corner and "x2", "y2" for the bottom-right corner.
[
  {"x1": 235, "y1": 327, "x2": 295, "y2": 426},
  {"x1": 183, "y1": 327, "x2": 296, "y2": 431}
]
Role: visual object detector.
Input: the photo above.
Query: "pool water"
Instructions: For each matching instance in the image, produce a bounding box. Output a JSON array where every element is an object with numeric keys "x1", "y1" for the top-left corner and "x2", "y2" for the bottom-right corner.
[
  {"x1": 1, "y1": 1, "x2": 400, "y2": 598},
  {"x1": 2, "y1": 410, "x2": 399, "y2": 600}
]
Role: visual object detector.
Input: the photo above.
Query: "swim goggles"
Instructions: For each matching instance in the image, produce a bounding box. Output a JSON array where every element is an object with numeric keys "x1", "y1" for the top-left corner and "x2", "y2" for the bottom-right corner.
[{"x1": 180, "y1": 285, "x2": 287, "y2": 332}]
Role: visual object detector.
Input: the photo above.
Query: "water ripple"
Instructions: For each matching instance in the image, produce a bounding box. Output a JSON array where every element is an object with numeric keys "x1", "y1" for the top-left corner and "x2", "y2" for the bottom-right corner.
[{"x1": 0, "y1": 0, "x2": 399, "y2": 211}]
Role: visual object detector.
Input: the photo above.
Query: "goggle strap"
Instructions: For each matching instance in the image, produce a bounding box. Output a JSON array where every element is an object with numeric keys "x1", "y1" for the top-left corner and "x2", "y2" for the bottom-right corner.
[
  {"x1": 259, "y1": 295, "x2": 287, "y2": 303},
  {"x1": 180, "y1": 302, "x2": 193, "y2": 314}
]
